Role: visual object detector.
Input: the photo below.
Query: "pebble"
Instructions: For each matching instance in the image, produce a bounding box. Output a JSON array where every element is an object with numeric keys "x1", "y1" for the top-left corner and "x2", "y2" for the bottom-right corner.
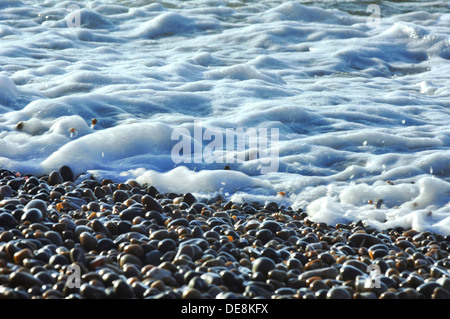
[
  {"x1": 48, "y1": 171, "x2": 63, "y2": 186},
  {"x1": 348, "y1": 233, "x2": 384, "y2": 248},
  {"x1": 9, "y1": 271, "x2": 44, "y2": 289},
  {"x1": 20, "y1": 208, "x2": 43, "y2": 223},
  {"x1": 327, "y1": 287, "x2": 352, "y2": 299},
  {"x1": 142, "y1": 195, "x2": 163, "y2": 213},
  {"x1": 252, "y1": 257, "x2": 276, "y2": 277},
  {"x1": 79, "y1": 232, "x2": 98, "y2": 251}
]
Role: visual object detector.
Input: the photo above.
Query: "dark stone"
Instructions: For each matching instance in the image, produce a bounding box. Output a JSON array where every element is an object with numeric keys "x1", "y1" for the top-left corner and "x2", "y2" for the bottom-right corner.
[
  {"x1": 158, "y1": 238, "x2": 177, "y2": 254},
  {"x1": 339, "y1": 265, "x2": 365, "y2": 281},
  {"x1": 79, "y1": 232, "x2": 98, "y2": 251},
  {"x1": 144, "y1": 250, "x2": 162, "y2": 266},
  {"x1": 417, "y1": 282, "x2": 441, "y2": 298},
  {"x1": 7, "y1": 178, "x2": 25, "y2": 191},
  {"x1": 59, "y1": 166, "x2": 74, "y2": 182},
  {"x1": 9, "y1": 271, "x2": 44, "y2": 289},
  {"x1": 327, "y1": 287, "x2": 352, "y2": 299},
  {"x1": 119, "y1": 207, "x2": 145, "y2": 221},
  {"x1": 255, "y1": 229, "x2": 273, "y2": 244},
  {"x1": 113, "y1": 190, "x2": 129, "y2": 203},
  {"x1": 113, "y1": 279, "x2": 135, "y2": 298},
  {"x1": 80, "y1": 283, "x2": 107, "y2": 299},
  {"x1": 259, "y1": 220, "x2": 282, "y2": 233},
  {"x1": 24, "y1": 199, "x2": 47, "y2": 214},
  {"x1": 348, "y1": 233, "x2": 384, "y2": 248},
  {"x1": 0, "y1": 185, "x2": 13, "y2": 199},
  {"x1": 69, "y1": 247, "x2": 86, "y2": 265},
  {"x1": 0, "y1": 212, "x2": 18, "y2": 228},
  {"x1": 142, "y1": 195, "x2": 163, "y2": 213},
  {"x1": 182, "y1": 193, "x2": 197, "y2": 206},
  {"x1": 49, "y1": 254, "x2": 69, "y2": 266},
  {"x1": 252, "y1": 257, "x2": 276, "y2": 277},
  {"x1": 20, "y1": 208, "x2": 43, "y2": 223},
  {"x1": 48, "y1": 171, "x2": 63, "y2": 186},
  {"x1": 145, "y1": 210, "x2": 165, "y2": 226},
  {"x1": 97, "y1": 238, "x2": 115, "y2": 252}
]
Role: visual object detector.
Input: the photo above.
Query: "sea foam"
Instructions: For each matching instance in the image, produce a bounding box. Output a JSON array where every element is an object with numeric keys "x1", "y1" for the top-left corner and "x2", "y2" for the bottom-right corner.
[{"x1": 0, "y1": 0, "x2": 449, "y2": 233}]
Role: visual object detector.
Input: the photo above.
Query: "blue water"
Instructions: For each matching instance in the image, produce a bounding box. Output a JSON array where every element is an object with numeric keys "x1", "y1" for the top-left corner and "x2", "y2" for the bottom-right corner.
[{"x1": 0, "y1": 0, "x2": 449, "y2": 233}]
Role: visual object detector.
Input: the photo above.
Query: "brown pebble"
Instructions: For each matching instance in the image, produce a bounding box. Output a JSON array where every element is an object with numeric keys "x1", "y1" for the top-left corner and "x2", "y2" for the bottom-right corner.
[
  {"x1": 79, "y1": 232, "x2": 98, "y2": 251},
  {"x1": 182, "y1": 287, "x2": 204, "y2": 299},
  {"x1": 14, "y1": 249, "x2": 34, "y2": 265},
  {"x1": 119, "y1": 253, "x2": 143, "y2": 268},
  {"x1": 150, "y1": 279, "x2": 166, "y2": 291},
  {"x1": 123, "y1": 244, "x2": 145, "y2": 259}
]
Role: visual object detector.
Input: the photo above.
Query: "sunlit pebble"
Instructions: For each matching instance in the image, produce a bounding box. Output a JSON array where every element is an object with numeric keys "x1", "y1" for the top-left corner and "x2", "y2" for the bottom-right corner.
[
  {"x1": 16, "y1": 121, "x2": 24, "y2": 131},
  {"x1": 91, "y1": 118, "x2": 97, "y2": 129},
  {"x1": 68, "y1": 127, "x2": 78, "y2": 138}
]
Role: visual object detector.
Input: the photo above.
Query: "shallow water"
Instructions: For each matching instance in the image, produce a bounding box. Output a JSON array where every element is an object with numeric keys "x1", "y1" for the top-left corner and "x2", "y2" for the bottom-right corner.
[{"x1": 0, "y1": 1, "x2": 449, "y2": 233}]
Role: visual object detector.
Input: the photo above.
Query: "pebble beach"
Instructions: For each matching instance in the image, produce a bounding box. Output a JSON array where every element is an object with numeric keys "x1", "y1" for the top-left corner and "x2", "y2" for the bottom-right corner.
[{"x1": 1, "y1": 166, "x2": 449, "y2": 300}]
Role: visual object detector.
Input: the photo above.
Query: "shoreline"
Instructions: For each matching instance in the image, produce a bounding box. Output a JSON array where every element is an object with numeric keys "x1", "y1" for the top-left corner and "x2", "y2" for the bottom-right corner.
[{"x1": 0, "y1": 166, "x2": 449, "y2": 299}]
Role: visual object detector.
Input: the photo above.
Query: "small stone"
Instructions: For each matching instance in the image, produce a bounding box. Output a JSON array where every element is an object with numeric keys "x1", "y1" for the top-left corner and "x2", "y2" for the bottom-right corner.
[
  {"x1": 327, "y1": 287, "x2": 352, "y2": 299},
  {"x1": 113, "y1": 279, "x2": 135, "y2": 299},
  {"x1": 80, "y1": 283, "x2": 107, "y2": 299},
  {"x1": 59, "y1": 166, "x2": 74, "y2": 182},
  {"x1": 436, "y1": 277, "x2": 450, "y2": 291},
  {"x1": 146, "y1": 267, "x2": 172, "y2": 281},
  {"x1": 14, "y1": 249, "x2": 34, "y2": 265},
  {"x1": 158, "y1": 238, "x2": 177, "y2": 254},
  {"x1": 182, "y1": 193, "x2": 197, "y2": 206},
  {"x1": 252, "y1": 257, "x2": 276, "y2": 277},
  {"x1": 258, "y1": 220, "x2": 282, "y2": 233},
  {"x1": 182, "y1": 287, "x2": 204, "y2": 299},
  {"x1": 144, "y1": 250, "x2": 162, "y2": 266},
  {"x1": 142, "y1": 195, "x2": 163, "y2": 213},
  {"x1": 298, "y1": 267, "x2": 339, "y2": 281},
  {"x1": 339, "y1": 265, "x2": 365, "y2": 281},
  {"x1": 0, "y1": 212, "x2": 18, "y2": 228},
  {"x1": 145, "y1": 210, "x2": 165, "y2": 226},
  {"x1": 416, "y1": 282, "x2": 441, "y2": 298},
  {"x1": 119, "y1": 253, "x2": 143, "y2": 268},
  {"x1": 150, "y1": 229, "x2": 170, "y2": 240},
  {"x1": 119, "y1": 207, "x2": 145, "y2": 221},
  {"x1": 255, "y1": 229, "x2": 273, "y2": 244},
  {"x1": 0, "y1": 185, "x2": 12, "y2": 199},
  {"x1": 7, "y1": 178, "x2": 25, "y2": 191},
  {"x1": 432, "y1": 287, "x2": 450, "y2": 299},
  {"x1": 79, "y1": 232, "x2": 98, "y2": 251},
  {"x1": 70, "y1": 247, "x2": 86, "y2": 265},
  {"x1": 24, "y1": 199, "x2": 47, "y2": 214},
  {"x1": 9, "y1": 271, "x2": 44, "y2": 289},
  {"x1": 189, "y1": 276, "x2": 208, "y2": 291},
  {"x1": 124, "y1": 244, "x2": 145, "y2": 259},
  {"x1": 113, "y1": 190, "x2": 129, "y2": 203},
  {"x1": 348, "y1": 233, "x2": 384, "y2": 248},
  {"x1": 45, "y1": 231, "x2": 63, "y2": 246},
  {"x1": 48, "y1": 171, "x2": 63, "y2": 186},
  {"x1": 20, "y1": 208, "x2": 43, "y2": 223},
  {"x1": 49, "y1": 254, "x2": 69, "y2": 266}
]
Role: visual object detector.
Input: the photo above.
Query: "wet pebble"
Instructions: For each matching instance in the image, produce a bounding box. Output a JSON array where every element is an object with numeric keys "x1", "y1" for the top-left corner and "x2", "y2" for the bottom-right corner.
[{"x1": 252, "y1": 257, "x2": 276, "y2": 277}]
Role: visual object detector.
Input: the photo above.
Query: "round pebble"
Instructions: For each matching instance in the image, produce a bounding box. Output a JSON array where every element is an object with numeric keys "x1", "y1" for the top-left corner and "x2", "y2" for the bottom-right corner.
[{"x1": 252, "y1": 257, "x2": 276, "y2": 277}]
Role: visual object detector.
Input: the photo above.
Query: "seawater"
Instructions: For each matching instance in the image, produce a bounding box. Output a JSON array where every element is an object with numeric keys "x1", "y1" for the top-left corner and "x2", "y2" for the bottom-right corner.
[{"x1": 0, "y1": 1, "x2": 449, "y2": 233}]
